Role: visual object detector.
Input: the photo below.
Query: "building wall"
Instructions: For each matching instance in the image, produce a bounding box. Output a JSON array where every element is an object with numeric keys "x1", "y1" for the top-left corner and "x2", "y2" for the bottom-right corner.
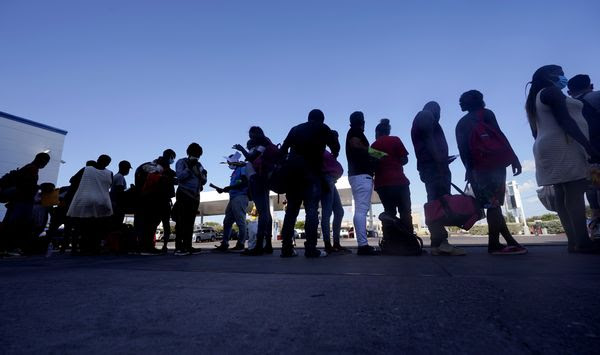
[{"x1": 0, "y1": 116, "x2": 67, "y2": 219}]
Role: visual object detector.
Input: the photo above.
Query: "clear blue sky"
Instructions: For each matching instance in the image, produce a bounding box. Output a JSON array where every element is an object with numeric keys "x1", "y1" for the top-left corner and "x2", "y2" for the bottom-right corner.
[{"x1": 1, "y1": 0, "x2": 599, "y2": 219}]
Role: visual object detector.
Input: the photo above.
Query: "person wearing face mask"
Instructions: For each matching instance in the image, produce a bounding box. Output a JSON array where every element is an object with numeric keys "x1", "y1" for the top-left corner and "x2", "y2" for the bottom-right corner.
[
  {"x1": 174, "y1": 143, "x2": 207, "y2": 255},
  {"x1": 412, "y1": 102, "x2": 466, "y2": 256},
  {"x1": 456, "y1": 90, "x2": 527, "y2": 255},
  {"x1": 526, "y1": 65, "x2": 600, "y2": 253},
  {"x1": 212, "y1": 152, "x2": 249, "y2": 252}
]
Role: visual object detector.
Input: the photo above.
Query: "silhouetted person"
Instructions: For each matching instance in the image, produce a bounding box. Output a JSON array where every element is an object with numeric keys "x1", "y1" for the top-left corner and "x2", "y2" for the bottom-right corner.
[
  {"x1": 157, "y1": 149, "x2": 177, "y2": 252},
  {"x1": 567, "y1": 74, "x2": 600, "y2": 239},
  {"x1": 526, "y1": 66, "x2": 600, "y2": 253},
  {"x1": 234, "y1": 127, "x2": 275, "y2": 256},
  {"x1": 110, "y1": 160, "x2": 132, "y2": 228},
  {"x1": 135, "y1": 150, "x2": 178, "y2": 255},
  {"x1": 67, "y1": 155, "x2": 114, "y2": 255},
  {"x1": 279, "y1": 109, "x2": 340, "y2": 258},
  {"x1": 174, "y1": 143, "x2": 207, "y2": 255},
  {"x1": 320, "y1": 131, "x2": 350, "y2": 254},
  {"x1": 213, "y1": 153, "x2": 249, "y2": 252},
  {"x1": 371, "y1": 118, "x2": 416, "y2": 249},
  {"x1": 346, "y1": 111, "x2": 379, "y2": 255},
  {"x1": 456, "y1": 90, "x2": 526, "y2": 255},
  {"x1": 62, "y1": 160, "x2": 96, "y2": 253},
  {"x1": 411, "y1": 101, "x2": 465, "y2": 256},
  {"x1": 0, "y1": 152, "x2": 50, "y2": 255}
]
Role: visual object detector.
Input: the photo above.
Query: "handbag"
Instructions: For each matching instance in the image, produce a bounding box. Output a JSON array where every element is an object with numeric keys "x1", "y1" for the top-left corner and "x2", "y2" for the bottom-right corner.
[
  {"x1": 424, "y1": 183, "x2": 484, "y2": 230},
  {"x1": 536, "y1": 186, "x2": 556, "y2": 212}
]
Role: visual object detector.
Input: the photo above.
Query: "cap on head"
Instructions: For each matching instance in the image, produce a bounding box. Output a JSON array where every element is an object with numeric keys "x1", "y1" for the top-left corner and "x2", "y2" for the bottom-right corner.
[
  {"x1": 226, "y1": 151, "x2": 242, "y2": 164},
  {"x1": 308, "y1": 109, "x2": 325, "y2": 123},
  {"x1": 118, "y1": 160, "x2": 132, "y2": 170}
]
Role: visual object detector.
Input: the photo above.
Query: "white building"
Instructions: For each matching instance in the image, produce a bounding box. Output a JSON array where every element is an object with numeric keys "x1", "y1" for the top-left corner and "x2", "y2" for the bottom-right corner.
[
  {"x1": 504, "y1": 180, "x2": 530, "y2": 235},
  {"x1": 0, "y1": 111, "x2": 67, "y2": 219}
]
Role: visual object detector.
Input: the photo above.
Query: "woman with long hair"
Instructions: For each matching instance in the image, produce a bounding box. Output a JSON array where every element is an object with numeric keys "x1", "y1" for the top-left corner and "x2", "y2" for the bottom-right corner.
[{"x1": 525, "y1": 65, "x2": 600, "y2": 253}]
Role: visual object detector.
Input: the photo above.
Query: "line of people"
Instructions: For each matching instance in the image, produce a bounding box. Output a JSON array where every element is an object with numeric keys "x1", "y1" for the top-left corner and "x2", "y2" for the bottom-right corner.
[{"x1": 1, "y1": 64, "x2": 599, "y2": 257}]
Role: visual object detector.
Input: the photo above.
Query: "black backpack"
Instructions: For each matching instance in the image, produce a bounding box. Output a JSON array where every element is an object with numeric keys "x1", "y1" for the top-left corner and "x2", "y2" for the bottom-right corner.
[
  {"x1": 378, "y1": 212, "x2": 424, "y2": 256},
  {"x1": 0, "y1": 168, "x2": 21, "y2": 203}
]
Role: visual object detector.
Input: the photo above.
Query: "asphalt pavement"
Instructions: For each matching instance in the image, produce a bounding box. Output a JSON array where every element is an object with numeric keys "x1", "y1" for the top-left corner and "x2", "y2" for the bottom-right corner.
[{"x1": 1, "y1": 239, "x2": 599, "y2": 354}]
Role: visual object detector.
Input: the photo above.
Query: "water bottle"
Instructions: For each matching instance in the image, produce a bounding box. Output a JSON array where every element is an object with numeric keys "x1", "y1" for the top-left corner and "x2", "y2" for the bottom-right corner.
[{"x1": 46, "y1": 242, "x2": 53, "y2": 258}]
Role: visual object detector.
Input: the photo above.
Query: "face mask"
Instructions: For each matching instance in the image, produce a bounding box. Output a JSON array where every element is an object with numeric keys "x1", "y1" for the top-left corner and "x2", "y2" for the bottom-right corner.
[
  {"x1": 169, "y1": 158, "x2": 175, "y2": 165},
  {"x1": 554, "y1": 75, "x2": 568, "y2": 89},
  {"x1": 188, "y1": 156, "x2": 198, "y2": 161}
]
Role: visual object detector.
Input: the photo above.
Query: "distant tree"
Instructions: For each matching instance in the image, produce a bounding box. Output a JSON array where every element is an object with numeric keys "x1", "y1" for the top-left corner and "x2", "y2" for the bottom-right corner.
[
  {"x1": 204, "y1": 221, "x2": 223, "y2": 232},
  {"x1": 295, "y1": 220, "x2": 305, "y2": 230}
]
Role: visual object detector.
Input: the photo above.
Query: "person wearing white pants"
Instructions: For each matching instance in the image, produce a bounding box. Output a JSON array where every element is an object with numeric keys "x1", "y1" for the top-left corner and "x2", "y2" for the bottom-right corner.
[
  {"x1": 349, "y1": 174, "x2": 373, "y2": 247},
  {"x1": 345, "y1": 111, "x2": 379, "y2": 255}
]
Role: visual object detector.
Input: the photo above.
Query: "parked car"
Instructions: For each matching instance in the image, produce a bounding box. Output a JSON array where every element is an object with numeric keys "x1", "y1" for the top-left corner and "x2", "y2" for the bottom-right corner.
[
  {"x1": 367, "y1": 229, "x2": 379, "y2": 238},
  {"x1": 194, "y1": 227, "x2": 217, "y2": 242}
]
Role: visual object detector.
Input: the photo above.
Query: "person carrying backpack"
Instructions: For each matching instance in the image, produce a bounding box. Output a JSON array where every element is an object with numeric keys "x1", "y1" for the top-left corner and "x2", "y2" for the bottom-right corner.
[
  {"x1": 456, "y1": 90, "x2": 527, "y2": 255},
  {"x1": 233, "y1": 127, "x2": 276, "y2": 256},
  {"x1": 0, "y1": 152, "x2": 50, "y2": 255},
  {"x1": 567, "y1": 74, "x2": 600, "y2": 239}
]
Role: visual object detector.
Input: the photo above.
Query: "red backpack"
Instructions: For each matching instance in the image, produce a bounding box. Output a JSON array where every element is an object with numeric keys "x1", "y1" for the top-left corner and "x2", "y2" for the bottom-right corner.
[
  {"x1": 253, "y1": 142, "x2": 280, "y2": 177},
  {"x1": 469, "y1": 110, "x2": 514, "y2": 170}
]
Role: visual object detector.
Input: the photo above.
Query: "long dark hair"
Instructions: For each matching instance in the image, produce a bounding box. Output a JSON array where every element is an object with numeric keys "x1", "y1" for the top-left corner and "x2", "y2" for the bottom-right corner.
[{"x1": 525, "y1": 65, "x2": 562, "y2": 135}]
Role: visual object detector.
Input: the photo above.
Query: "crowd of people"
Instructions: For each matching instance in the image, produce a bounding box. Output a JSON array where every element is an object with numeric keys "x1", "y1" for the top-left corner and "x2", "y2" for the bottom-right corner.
[{"x1": 1, "y1": 64, "x2": 599, "y2": 258}]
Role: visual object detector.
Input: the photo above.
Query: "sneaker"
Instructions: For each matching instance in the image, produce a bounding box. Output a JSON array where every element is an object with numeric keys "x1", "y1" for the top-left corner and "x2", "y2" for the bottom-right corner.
[
  {"x1": 431, "y1": 242, "x2": 466, "y2": 256},
  {"x1": 589, "y1": 218, "x2": 600, "y2": 239},
  {"x1": 241, "y1": 248, "x2": 263, "y2": 256},
  {"x1": 305, "y1": 249, "x2": 327, "y2": 258},
  {"x1": 333, "y1": 243, "x2": 352, "y2": 254},
  {"x1": 212, "y1": 243, "x2": 229, "y2": 253},
  {"x1": 280, "y1": 248, "x2": 298, "y2": 258},
  {"x1": 189, "y1": 247, "x2": 203, "y2": 255},
  {"x1": 174, "y1": 249, "x2": 191, "y2": 256},
  {"x1": 140, "y1": 248, "x2": 163, "y2": 256},
  {"x1": 357, "y1": 245, "x2": 380, "y2": 256},
  {"x1": 490, "y1": 245, "x2": 528, "y2": 255}
]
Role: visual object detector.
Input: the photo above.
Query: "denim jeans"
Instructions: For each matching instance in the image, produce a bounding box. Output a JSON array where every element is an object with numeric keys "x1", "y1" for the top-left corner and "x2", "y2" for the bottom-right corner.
[
  {"x1": 222, "y1": 194, "x2": 249, "y2": 244},
  {"x1": 281, "y1": 173, "x2": 321, "y2": 251},
  {"x1": 249, "y1": 175, "x2": 272, "y2": 250},
  {"x1": 321, "y1": 175, "x2": 344, "y2": 244},
  {"x1": 375, "y1": 185, "x2": 413, "y2": 234}
]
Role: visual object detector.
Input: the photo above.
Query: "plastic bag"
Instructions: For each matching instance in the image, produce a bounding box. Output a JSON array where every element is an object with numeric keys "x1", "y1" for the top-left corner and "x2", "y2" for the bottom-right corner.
[{"x1": 537, "y1": 186, "x2": 556, "y2": 212}]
